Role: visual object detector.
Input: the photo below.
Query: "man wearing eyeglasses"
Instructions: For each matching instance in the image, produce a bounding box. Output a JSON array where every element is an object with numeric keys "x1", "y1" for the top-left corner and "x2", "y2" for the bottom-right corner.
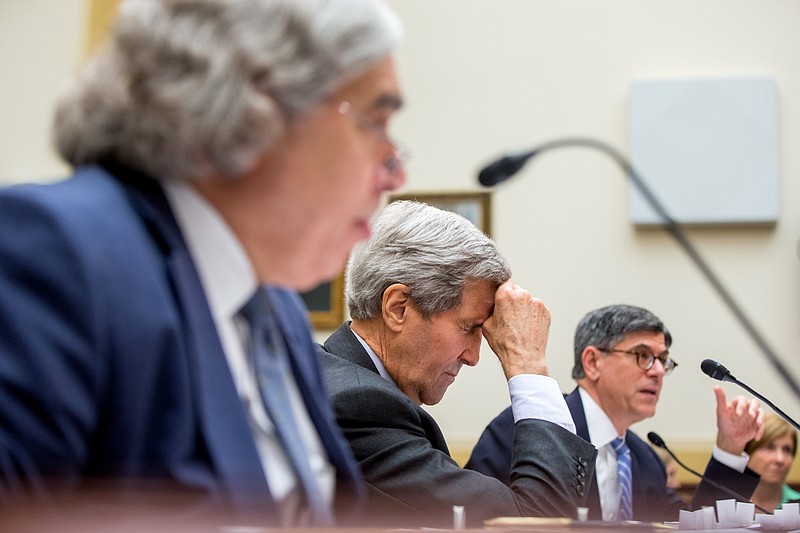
[
  {"x1": 466, "y1": 304, "x2": 764, "y2": 523},
  {"x1": 0, "y1": 0, "x2": 407, "y2": 527}
]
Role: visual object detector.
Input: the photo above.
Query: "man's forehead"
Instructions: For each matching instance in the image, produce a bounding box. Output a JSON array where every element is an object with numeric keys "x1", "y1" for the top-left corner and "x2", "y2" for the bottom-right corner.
[
  {"x1": 346, "y1": 85, "x2": 403, "y2": 115},
  {"x1": 335, "y1": 57, "x2": 403, "y2": 108},
  {"x1": 618, "y1": 330, "x2": 667, "y2": 347}
]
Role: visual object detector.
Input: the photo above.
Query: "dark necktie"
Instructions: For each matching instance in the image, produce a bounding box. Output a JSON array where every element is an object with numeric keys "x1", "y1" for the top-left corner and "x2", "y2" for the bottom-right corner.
[
  {"x1": 240, "y1": 288, "x2": 334, "y2": 526},
  {"x1": 611, "y1": 437, "x2": 633, "y2": 521}
]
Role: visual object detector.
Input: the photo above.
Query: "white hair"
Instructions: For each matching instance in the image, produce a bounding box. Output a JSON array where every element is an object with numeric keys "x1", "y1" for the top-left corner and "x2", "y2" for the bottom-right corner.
[
  {"x1": 347, "y1": 201, "x2": 512, "y2": 320},
  {"x1": 54, "y1": 0, "x2": 402, "y2": 180}
]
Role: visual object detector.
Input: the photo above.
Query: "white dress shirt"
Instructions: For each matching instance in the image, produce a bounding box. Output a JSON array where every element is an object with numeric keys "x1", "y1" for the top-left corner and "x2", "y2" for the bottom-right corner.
[
  {"x1": 579, "y1": 387, "x2": 625, "y2": 521},
  {"x1": 162, "y1": 181, "x2": 334, "y2": 522},
  {"x1": 577, "y1": 386, "x2": 750, "y2": 521}
]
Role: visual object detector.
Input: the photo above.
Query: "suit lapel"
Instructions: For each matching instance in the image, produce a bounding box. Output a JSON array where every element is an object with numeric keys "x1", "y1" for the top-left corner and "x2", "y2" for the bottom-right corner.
[
  {"x1": 323, "y1": 322, "x2": 380, "y2": 372},
  {"x1": 266, "y1": 291, "x2": 365, "y2": 505},
  {"x1": 117, "y1": 168, "x2": 271, "y2": 507},
  {"x1": 566, "y1": 388, "x2": 602, "y2": 519}
]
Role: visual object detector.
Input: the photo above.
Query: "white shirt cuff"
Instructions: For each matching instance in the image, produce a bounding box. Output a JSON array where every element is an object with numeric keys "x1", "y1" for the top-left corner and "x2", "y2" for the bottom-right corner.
[
  {"x1": 509, "y1": 374, "x2": 576, "y2": 434},
  {"x1": 712, "y1": 445, "x2": 749, "y2": 473}
]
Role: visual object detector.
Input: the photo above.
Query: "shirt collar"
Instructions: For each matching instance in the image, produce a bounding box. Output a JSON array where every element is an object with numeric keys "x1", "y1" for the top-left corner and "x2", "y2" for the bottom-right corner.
[
  {"x1": 349, "y1": 326, "x2": 396, "y2": 386},
  {"x1": 161, "y1": 180, "x2": 256, "y2": 320}
]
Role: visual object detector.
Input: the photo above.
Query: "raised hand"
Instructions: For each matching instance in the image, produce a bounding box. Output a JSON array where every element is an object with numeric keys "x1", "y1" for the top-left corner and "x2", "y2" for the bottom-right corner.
[
  {"x1": 481, "y1": 280, "x2": 550, "y2": 380},
  {"x1": 714, "y1": 385, "x2": 765, "y2": 455}
]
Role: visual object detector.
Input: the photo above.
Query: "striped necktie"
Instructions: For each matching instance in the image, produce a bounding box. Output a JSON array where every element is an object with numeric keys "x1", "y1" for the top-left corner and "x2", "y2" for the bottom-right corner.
[{"x1": 612, "y1": 437, "x2": 633, "y2": 521}]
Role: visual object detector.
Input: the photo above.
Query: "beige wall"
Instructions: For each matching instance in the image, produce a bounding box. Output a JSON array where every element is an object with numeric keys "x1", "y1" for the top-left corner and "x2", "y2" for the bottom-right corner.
[
  {"x1": 382, "y1": 0, "x2": 800, "y2": 478},
  {"x1": 0, "y1": 0, "x2": 87, "y2": 183},
  {"x1": 2, "y1": 0, "x2": 799, "y2": 482},
  {"x1": 381, "y1": 0, "x2": 800, "y2": 476}
]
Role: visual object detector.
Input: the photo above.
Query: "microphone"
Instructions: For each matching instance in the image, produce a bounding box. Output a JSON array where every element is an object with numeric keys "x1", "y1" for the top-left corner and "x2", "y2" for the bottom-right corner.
[
  {"x1": 701, "y1": 358, "x2": 800, "y2": 432},
  {"x1": 700, "y1": 358, "x2": 734, "y2": 383},
  {"x1": 477, "y1": 137, "x2": 800, "y2": 405},
  {"x1": 647, "y1": 431, "x2": 771, "y2": 515},
  {"x1": 478, "y1": 151, "x2": 536, "y2": 187}
]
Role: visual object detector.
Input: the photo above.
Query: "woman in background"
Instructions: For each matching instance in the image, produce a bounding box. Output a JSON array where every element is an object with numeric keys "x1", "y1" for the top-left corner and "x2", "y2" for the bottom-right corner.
[{"x1": 745, "y1": 412, "x2": 800, "y2": 512}]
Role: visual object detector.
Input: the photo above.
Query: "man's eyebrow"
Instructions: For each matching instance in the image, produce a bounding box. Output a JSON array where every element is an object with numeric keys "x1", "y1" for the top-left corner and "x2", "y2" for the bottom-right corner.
[
  {"x1": 628, "y1": 343, "x2": 669, "y2": 354},
  {"x1": 627, "y1": 344, "x2": 653, "y2": 352},
  {"x1": 463, "y1": 321, "x2": 483, "y2": 331},
  {"x1": 367, "y1": 93, "x2": 404, "y2": 112}
]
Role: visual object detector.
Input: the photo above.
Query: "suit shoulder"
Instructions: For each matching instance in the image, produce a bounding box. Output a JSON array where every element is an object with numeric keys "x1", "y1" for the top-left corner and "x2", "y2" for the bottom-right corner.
[
  {"x1": 318, "y1": 348, "x2": 391, "y2": 393},
  {"x1": 489, "y1": 405, "x2": 514, "y2": 426},
  {"x1": 0, "y1": 167, "x2": 151, "y2": 263},
  {"x1": 318, "y1": 349, "x2": 420, "y2": 422},
  {"x1": 1, "y1": 166, "x2": 130, "y2": 215}
]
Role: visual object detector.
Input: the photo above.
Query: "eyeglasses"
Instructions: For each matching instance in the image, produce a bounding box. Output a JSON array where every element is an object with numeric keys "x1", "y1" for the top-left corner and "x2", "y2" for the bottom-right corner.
[
  {"x1": 332, "y1": 100, "x2": 411, "y2": 175},
  {"x1": 601, "y1": 348, "x2": 678, "y2": 375}
]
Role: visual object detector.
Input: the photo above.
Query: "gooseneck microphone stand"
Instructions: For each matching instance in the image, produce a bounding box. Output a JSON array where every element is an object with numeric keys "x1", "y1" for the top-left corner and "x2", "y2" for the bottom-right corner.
[{"x1": 478, "y1": 137, "x2": 800, "y2": 403}]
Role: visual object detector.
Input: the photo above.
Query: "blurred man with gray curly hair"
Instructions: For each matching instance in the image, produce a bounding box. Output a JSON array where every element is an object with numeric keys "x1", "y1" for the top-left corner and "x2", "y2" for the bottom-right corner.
[{"x1": 0, "y1": 0, "x2": 407, "y2": 527}]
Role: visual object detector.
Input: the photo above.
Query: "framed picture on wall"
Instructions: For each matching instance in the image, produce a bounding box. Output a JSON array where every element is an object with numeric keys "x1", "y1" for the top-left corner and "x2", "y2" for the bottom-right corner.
[
  {"x1": 300, "y1": 273, "x2": 345, "y2": 330},
  {"x1": 388, "y1": 191, "x2": 492, "y2": 236}
]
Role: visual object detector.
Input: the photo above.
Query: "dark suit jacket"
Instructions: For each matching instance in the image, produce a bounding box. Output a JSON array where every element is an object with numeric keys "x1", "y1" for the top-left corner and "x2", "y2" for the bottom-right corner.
[
  {"x1": 318, "y1": 322, "x2": 597, "y2": 528},
  {"x1": 0, "y1": 164, "x2": 363, "y2": 523},
  {"x1": 465, "y1": 387, "x2": 761, "y2": 522}
]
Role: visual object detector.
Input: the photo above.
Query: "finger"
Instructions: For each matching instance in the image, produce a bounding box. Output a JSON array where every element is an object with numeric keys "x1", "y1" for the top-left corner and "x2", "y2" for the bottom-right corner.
[
  {"x1": 747, "y1": 399, "x2": 761, "y2": 418},
  {"x1": 714, "y1": 385, "x2": 727, "y2": 416},
  {"x1": 754, "y1": 409, "x2": 766, "y2": 441},
  {"x1": 732, "y1": 396, "x2": 748, "y2": 416},
  {"x1": 739, "y1": 397, "x2": 755, "y2": 417}
]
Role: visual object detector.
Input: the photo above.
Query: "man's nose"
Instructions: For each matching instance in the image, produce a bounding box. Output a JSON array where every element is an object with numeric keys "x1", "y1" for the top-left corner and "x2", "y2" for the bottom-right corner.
[
  {"x1": 378, "y1": 154, "x2": 406, "y2": 191},
  {"x1": 648, "y1": 357, "x2": 667, "y2": 377},
  {"x1": 460, "y1": 336, "x2": 481, "y2": 367}
]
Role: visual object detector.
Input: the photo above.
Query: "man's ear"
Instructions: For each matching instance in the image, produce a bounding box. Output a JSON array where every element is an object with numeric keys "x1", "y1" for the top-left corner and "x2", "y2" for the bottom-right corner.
[
  {"x1": 582, "y1": 346, "x2": 603, "y2": 381},
  {"x1": 381, "y1": 283, "x2": 411, "y2": 333}
]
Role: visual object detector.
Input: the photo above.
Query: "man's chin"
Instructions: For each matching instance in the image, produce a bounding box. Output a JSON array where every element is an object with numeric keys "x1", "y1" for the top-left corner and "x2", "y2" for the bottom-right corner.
[
  {"x1": 632, "y1": 403, "x2": 658, "y2": 422},
  {"x1": 640, "y1": 407, "x2": 657, "y2": 420},
  {"x1": 293, "y1": 259, "x2": 347, "y2": 293},
  {"x1": 422, "y1": 388, "x2": 450, "y2": 406}
]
